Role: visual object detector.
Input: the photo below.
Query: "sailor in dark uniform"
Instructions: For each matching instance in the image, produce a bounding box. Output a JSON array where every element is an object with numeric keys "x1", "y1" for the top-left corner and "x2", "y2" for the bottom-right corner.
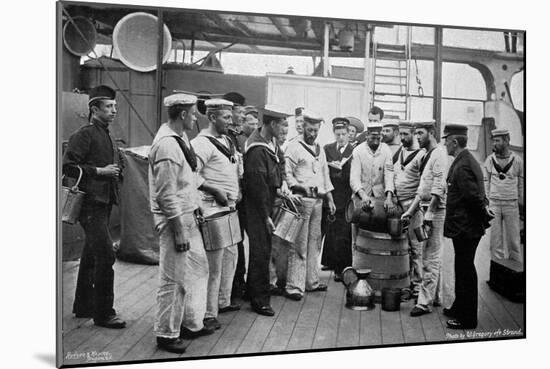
[
  {"x1": 243, "y1": 106, "x2": 291, "y2": 316},
  {"x1": 62, "y1": 85, "x2": 126, "y2": 329},
  {"x1": 321, "y1": 117, "x2": 354, "y2": 281},
  {"x1": 222, "y1": 91, "x2": 248, "y2": 300},
  {"x1": 442, "y1": 124, "x2": 493, "y2": 329}
]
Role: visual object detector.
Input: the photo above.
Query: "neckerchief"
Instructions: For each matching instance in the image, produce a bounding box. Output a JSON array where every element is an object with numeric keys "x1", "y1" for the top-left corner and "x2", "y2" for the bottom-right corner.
[
  {"x1": 204, "y1": 135, "x2": 237, "y2": 164},
  {"x1": 173, "y1": 136, "x2": 198, "y2": 172},
  {"x1": 400, "y1": 148, "x2": 421, "y2": 170},
  {"x1": 392, "y1": 146, "x2": 402, "y2": 165},
  {"x1": 419, "y1": 147, "x2": 436, "y2": 177},
  {"x1": 492, "y1": 155, "x2": 515, "y2": 180},
  {"x1": 298, "y1": 141, "x2": 320, "y2": 158}
]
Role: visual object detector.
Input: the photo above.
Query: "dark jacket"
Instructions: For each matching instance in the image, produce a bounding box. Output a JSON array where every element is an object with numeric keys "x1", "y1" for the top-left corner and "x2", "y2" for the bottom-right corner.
[
  {"x1": 324, "y1": 142, "x2": 353, "y2": 210},
  {"x1": 444, "y1": 149, "x2": 487, "y2": 239},
  {"x1": 62, "y1": 119, "x2": 124, "y2": 205},
  {"x1": 243, "y1": 128, "x2": 283, "y2": 220}
]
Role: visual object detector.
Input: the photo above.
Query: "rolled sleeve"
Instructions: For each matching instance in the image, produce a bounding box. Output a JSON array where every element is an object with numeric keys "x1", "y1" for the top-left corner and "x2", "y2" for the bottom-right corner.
[
  {"x1": 320, "y1": 151, "x2": 334, "y2": 194},
  {"x1": 284, "y1": 147, "x2": 299, "y2": 189},
  {"x1": 429, "y1": 150, "x2": 447, "y2": 200},
  {"x1": 382, "y1": 146, "x2": 395, "y2": 194},
  {"x1": 350, "y1": 149, "x2": 362, "y2": 195},
  {"x1": 152, "y1": 159, "x2": 184, "y2": 219}
]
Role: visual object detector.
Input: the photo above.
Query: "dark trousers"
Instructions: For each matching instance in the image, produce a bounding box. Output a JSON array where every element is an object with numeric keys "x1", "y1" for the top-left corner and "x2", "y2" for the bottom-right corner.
[
  {"x1": 245, "y1": 205, "x2": 272, "y2": 308},
  {"x1": 73, "y1": 204, "x2": 116, "y2": 320},
  {"x1": 451, "y1": 234, "x2": 482, "y2": 327},
  {"x1": 232, "y1": 201, "x2": 247, "y2": 299},
  {"x1": 322, "y1": 209, "x2": 352, "y2": 274}
]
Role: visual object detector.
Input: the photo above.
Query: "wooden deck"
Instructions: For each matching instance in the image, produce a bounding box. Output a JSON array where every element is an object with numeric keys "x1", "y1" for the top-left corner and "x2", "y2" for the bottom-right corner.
[{"x1": 60, "y1": 232, "x2": 524, "y2": 366}]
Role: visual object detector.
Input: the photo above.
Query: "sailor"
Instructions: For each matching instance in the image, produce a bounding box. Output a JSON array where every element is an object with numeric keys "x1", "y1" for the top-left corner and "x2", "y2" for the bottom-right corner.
[
  {"x1": 191, "y1": 98, "x2": 242, "y2": 331},
  {"x1": 282, "y1": 107, "x2": 305, "y2": 150},
  {"x1": 356, "y1": 105, "x2": 384, "y2": 145},
  {"x1": 242, "y1": 106, "x2": 259, "y2": 140},
  {"x1": 222, "y1": 92, "x2": 248, "y2": 300},
  {"x1": 149, "y1": 93, "x2": 212, "y2": 353},
  {"x1": 63, "y1": 85, "x2": 126, "y2": 329},
  {"x1": 284, "y1": 111, "x2": 336, "y2": 300},
  {"x1": 243, "y1": 106, "x2": 291, "y2": 316},
  {"x1": 347, "y1": 116, "x2": 364, "y2": 148},
  {"x1": 442, "y1": 124, "x2": 493, "y2": 329},
  {"x1": 483, "y1": 128, "x2": 524, "y2": 263},
  {"x1": 393, "y1": 121, "x2": 425, "y2": 298},
  {"x1": 349, "y1": 122, "x2": 397, "y2": 248},
  {"x1": 321, "y1": 117, "x2": 354, "y2": 281},
  {"x1": 402, "y1": 121, "x2": 448, "y2": 317},
  {"x1": 382, "y1": 121, "x2": 402, "y2": 156}
]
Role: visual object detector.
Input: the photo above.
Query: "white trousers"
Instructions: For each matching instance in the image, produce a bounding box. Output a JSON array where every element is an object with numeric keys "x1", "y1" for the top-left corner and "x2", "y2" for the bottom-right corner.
[{"x1": 489, "y1": 199, "x2": 523, "y2": 263}]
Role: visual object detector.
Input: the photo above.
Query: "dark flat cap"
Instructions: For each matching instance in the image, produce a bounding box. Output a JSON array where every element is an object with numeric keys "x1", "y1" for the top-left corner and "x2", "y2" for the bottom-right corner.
[
  {"x1": 332, "y1": 117, "x2": 350, "y2": 126},
  {"x1": 442, "y1": 123, "x2": 468, "y2": 138},
  {"x1": 88, "y1": 85, "x2": 116, "y2": 105},
  {"x1": 223, "y1": 92, "x2": 246, "y2": 106}
]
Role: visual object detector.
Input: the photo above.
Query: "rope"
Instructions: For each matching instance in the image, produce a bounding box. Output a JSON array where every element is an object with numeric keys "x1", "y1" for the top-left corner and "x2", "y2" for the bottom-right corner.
[{"x1": 62, "y1": 6, "x2": 155, "y2": 138}]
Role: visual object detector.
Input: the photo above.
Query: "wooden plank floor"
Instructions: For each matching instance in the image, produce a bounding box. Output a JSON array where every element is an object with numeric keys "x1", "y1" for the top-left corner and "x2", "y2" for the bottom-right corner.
[{"x1": 61, "y1": 232, "x2": 524, "y2": 366}]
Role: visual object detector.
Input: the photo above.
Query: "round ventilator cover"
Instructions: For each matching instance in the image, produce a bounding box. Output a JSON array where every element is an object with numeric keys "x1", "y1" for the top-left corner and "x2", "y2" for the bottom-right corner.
[
  {"x1": 112, "y1": 12, "x2": 172, "y2": 72},
  {"x1": 63, "y1": 16, "x2": 97, "y2": 56}
]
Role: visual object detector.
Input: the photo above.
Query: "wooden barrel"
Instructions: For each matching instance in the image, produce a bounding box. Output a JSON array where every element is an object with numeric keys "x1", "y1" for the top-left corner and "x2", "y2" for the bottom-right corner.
[{"x1": 353, "y1": 228, "x2": 410, "y2": 292}]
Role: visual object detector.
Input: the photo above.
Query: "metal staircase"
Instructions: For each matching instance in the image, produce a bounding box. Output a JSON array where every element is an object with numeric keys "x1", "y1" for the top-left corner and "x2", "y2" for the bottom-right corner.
[{"x1": 371, "y1": 26, "x2": 412, "y2": 120}]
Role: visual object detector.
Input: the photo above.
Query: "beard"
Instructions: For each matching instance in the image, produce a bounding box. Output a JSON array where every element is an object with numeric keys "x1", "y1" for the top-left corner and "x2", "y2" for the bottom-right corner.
[
  {"x1": 401, "y1": 139, "x2": 412, "y2": 148},
  {"x1": 368, "y1": 142, "x2": 380, "y2": 151},
  {"x1": 304, "y1": 135, "x2": 316, "y2": 145}
]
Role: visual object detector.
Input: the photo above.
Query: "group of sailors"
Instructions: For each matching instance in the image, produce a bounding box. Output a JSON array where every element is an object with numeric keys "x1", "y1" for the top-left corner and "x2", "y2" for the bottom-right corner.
[{"x1": 62, "y1": 85, "x2": 524, "y2": 354}]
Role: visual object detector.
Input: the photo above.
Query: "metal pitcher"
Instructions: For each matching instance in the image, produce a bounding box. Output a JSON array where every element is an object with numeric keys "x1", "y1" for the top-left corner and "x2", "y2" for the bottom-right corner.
[
  {"x1": 414, "y1": 223, "x2": 431, "y2": 242},
  {"x1": 387, "y1": 217, "x2": 408, "y2": 238},
  {"x1": 341, "y1": 267, "x2": 375, "y2": 311}
]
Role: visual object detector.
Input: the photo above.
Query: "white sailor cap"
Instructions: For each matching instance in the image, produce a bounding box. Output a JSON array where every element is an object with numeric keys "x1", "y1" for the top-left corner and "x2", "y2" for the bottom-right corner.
[
  {"x1": 204, "y1": 98, "x2": 234, "y2": 110},
  {"x1": 367, "y1": 122, "x2": 384, "y2": 133},
  {"x1": 491, "y1": 128, "x2": 510, "y2": 138},
  {"x1": 163, "y1": 93, "x2": 197, "y2": 107},
  {"x1": 302, "y1": 110, "x2": 323, "y2": 124}
]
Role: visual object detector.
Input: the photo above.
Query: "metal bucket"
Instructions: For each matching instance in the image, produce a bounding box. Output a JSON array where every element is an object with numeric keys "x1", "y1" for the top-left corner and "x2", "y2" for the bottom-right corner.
[
  {"x1": 273, "y1": 202, "x2": 305, "y2": 244},
  {"x1": 199, "y1": 210, "x2": 242, "y2": 251},
  {"x1": 381, "y1": 288, "x2": 402, "y2": 311},
  {"x1": 61, "y1": 167, "x2": 85, "y2": 225},
  {"x1": 353, "y1": 228, "x2": 410, "y2": 292}
]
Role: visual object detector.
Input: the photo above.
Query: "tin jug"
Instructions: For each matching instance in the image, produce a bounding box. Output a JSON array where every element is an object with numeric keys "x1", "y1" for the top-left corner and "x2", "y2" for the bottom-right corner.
[
  {"x1": 198, "y1": 209, "x2": 242, "y2": 251},
  {"x1": 413, "y1": 223, "x2": 431, "y2": 242},
  {"x1": 387, "y1": 217, "x2": 408, "y2": 238},
  {"x1": 341, "y1": 267, "x2": 375, "y2": 311},
  {"x1": 61, "y1": 166, "x2": 86, "y2": 224}
]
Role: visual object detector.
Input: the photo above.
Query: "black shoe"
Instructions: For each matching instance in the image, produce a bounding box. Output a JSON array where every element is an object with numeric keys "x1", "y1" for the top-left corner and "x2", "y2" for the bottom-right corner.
[
  {"x1": 156, "y1": 337, "x2": 187, "y2": 353},
  {"x1": 446, "y1": 319, "x2": 477, "y2": 330},
  {"x1": 219, "y1": 304, "x2": 241, "y2": 313},
  {"x1": 74, "y1": 311, "x2": 93, "y2": 318},
  {"x1": 203, "y1": 317, "x2": 221, "y2": 330},
  {"x1": 179, "y1": 325, "x2": 215, "y2": 339},
  {"x1": 443, "y1": 307, "x2": 457, "y2": 318},
  {"x1": 321, "y1": 265, "x2": 332, "y2": 271},
  {"x1": 284, "y1": 291, "x2": 303, "y2": 301},
  {"x1": 94, "y1": 316, "x2": 126, "y2": 329},
  {"x1": 270, "y1": 285, "x2": 284, "y2": 296},
  {"x1": 252, "y1": 305, "x2": 275, "y2": 316},
  {"x1": 307, "y1": 283, "x2": 328, "y2": 292},
  {"x1": 410, "y1": 306, "x2": 430, "y2": 317}
]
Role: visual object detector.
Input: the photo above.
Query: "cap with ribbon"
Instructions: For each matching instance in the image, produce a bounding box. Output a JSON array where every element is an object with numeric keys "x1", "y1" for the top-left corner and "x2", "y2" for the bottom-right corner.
[
  {"x1": 367, "y1": 122, "x2": 384, "y2": 133},
  {"x1": 383, "y1": 121, "x2": 399, "y2": 129},
  {"x1": 491, "y1": 128, "x2": 510, "y2": 138},
  {"x1": 346, "y1": 116, "x2": 364, "y2": 133},
  {"x1": 163, "y1": 93, "x2": 197, "y2": 107},
  {"x1": 398, "y1": 120, "x2": 415, "y2": 130},
  {"x1": 302, "y1": 110, "x2": 323, "y2": 124},
  {"x1": 222, "y1": 92, "x2": 246, "y2": 107},
  {"x1": 204, "y1": 98, "x2": 234, "y2": 112},
  {"x1": 442, "y1": 123, "x2": 468, "y2": 138},
  {"x1": 88, "y1": 85, "x2": 116, "y2": 106},
  {"x1": 413, "y1": 120, "x2": 436, "y2": 130},
  {"x1": 260, "y1": 105, "x2": 292, "y2": 124}
]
